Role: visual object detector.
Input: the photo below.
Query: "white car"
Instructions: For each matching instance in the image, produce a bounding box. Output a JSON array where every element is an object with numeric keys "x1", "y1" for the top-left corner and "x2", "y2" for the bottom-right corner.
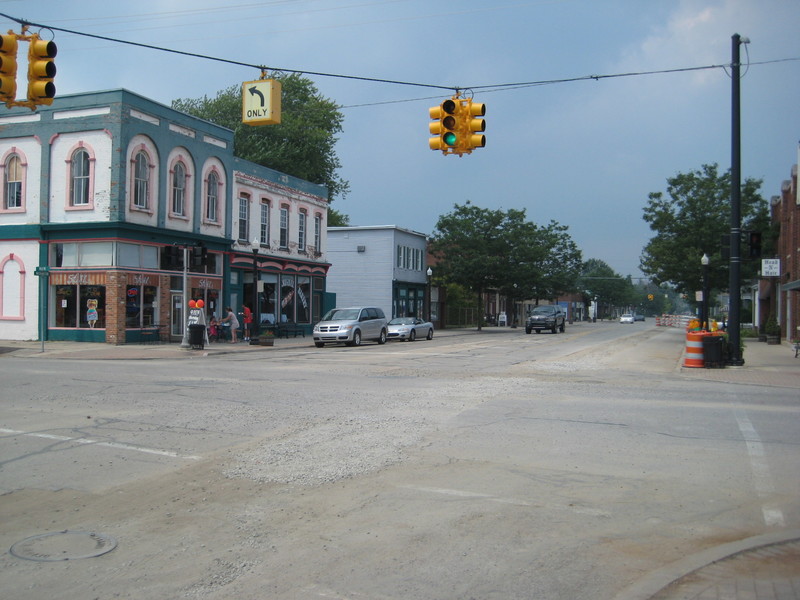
[
  {"x1": 387, "y1": 317, "x2": 434, "y2": 341},
  {"x1": 619, "y1": 313, "x2": 635, "y2": 324}
]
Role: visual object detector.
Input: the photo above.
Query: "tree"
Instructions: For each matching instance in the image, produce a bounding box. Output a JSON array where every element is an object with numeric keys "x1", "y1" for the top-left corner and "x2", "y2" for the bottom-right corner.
[
  {"x1": 580, "y1": 259, "x2": 633, "y2": 318},
  {"x1": 640, "y1": 163, "x2": 767, "y2": 295},
  {"x1": 172, "y1": 73, "x2": 350, "y2": 204},
  {"x1": 430, "y1": 202, "x2": 582, "y2": 328}
]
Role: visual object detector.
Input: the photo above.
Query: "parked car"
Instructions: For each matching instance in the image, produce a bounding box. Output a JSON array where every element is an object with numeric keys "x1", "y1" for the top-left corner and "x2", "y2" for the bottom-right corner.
[
  {"x1": 313, "y1": 307, "x2": 388, "y2": 347},
  {"x1": 634, "y1": 313, "x2": 645, "y2": 321},
  {"x1": 525, "y1": 305, "x2": 566, "y2": 334},
  {"x1": 387, "y1": 317, "x2": 433, "y2": 341},
  {"x1": 619, "y1": 313, "x2": 635, "y2": 324}
]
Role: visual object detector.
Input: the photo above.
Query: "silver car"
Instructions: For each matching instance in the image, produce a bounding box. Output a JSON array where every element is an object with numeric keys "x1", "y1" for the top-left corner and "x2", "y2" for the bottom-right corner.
[
  {"x1": 387, "y1": 317, "x2": 434, "y2": 341},
  {"x1": 313, "y1": 307, "x2": 388, "y2": 347}
]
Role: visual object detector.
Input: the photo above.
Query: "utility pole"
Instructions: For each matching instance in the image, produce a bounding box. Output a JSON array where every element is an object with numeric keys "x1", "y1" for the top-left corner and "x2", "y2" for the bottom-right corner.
[{"x1": 727, "y1": 33, "x2": 747, "y2": 366}]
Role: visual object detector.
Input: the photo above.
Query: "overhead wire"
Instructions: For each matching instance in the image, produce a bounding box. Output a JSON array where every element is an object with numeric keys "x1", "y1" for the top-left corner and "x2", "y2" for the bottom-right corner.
[{"x1": 1, "y1": 11, "x2": 798, "y2": 106}]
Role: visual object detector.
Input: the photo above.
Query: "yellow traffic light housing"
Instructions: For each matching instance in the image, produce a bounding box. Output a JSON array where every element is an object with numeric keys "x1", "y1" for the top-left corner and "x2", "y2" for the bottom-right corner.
[
  {"x1": 429, "y1": 98, "x2": 459, "y2": 151},
  {"x1": 429, "y1": 94, "x2": 486, "y2": 156},
  {"x1": 462, "y1": 100, "x2": 486, "y2": 153},
  {"x1": 27, "y1": 34, "x2": 56, "y2": 106},
  {"x1": 0, "y1": 33, "x2": 18, "y2": 105}
]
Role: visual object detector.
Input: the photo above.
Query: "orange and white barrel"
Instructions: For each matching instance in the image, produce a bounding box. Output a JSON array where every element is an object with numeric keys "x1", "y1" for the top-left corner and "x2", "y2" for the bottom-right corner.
[{"x1": 683, "y1": 331, "x2": 705, "y2": 368}]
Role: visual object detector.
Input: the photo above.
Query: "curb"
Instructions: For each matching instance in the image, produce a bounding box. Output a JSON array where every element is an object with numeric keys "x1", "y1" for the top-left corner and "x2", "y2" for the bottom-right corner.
[{"x1": 613, "y1": 529, "x2": 800, "y2": 600}]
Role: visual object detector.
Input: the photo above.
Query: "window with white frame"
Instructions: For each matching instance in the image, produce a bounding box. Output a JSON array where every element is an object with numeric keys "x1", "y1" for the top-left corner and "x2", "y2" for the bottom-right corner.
[
  {"x1": 260, "y1": 200, "x2": 270, "y2": 245},
  {"x1": 3, "y1": 153, "x2": 22, "y2": 210},
  {"x1": 238, "y1": 194, "x2": 249, "y2": 241},
  {"x1": 279, "y1": 205, "x2": 289, "y2": 248},
  {"x1": 133, "y1": 151, "x2": 150, "y2": 209},
  {"x1": 314, "y1": 213, "x2": 321, "y2": 253},
  {"x1": 70, "y1": 148, "x2": 91, "y2": 207},
  {"x1": 205, "y1": 170, "x2": 218, "y2": 222},
  {"x1": 171, "y1": 161, "x2": 186, "y2": 216},
  {"x1": 298, "y1": 210, "x2": 307, "y2": 252}
]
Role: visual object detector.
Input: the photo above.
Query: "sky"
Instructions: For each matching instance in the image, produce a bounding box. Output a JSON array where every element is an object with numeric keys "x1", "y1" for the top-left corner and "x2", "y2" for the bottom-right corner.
[{"x1": 2, "y1": 0, "x2": 798, "y2": 279}]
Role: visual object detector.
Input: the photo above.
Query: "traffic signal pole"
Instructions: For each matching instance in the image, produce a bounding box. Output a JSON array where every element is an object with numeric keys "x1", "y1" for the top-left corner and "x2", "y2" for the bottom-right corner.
[{"x1": 727, "y1": 33, "x2": 746, "y2": 366}]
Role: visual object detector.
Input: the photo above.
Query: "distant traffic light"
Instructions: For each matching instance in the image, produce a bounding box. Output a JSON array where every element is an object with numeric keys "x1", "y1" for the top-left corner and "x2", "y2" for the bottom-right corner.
[
  {"x1": 748, "y1": 231, "x2": 762, "y2": 259},
  {"x1": 0, "y1": 33, "x2": 18, "y2": 104},
  {"x1": 429, "y1": 99, "x2": 459, "y2": 152},
  {"x1": 26, "y1": 34, "x2": 56, "y2": 106},
  {"x1": 190, "y1": 244, "x2": 208, "y2": 268}
]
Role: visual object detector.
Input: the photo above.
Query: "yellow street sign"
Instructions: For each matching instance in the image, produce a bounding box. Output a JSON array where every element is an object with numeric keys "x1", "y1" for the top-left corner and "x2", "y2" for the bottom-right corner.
[{"x1": 242, "y1": 79, "x2": 281, "y2": 126}]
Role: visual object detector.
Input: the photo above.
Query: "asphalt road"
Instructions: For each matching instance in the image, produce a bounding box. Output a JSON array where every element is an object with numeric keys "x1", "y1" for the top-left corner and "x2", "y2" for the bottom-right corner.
[{"x1": 0, "y1": 322, "x2": 798, "y2": 599}]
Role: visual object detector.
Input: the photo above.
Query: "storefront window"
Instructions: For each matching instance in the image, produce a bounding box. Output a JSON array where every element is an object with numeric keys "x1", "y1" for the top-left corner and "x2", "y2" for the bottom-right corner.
[
  {"x1": 280, "y1": 275, "x2": 295, "y2": 323},
  {"x1": 54, "y1": 284, "x2": 106, "y2": 328},
  {"x1": 296, "y1": 276, "x2": 311, "y2": 323},
  {"x1": 126, "y1": 285, "x2": 158, "y2": 327},
  {"x1": 260, "y1": 274, "x2": 277, "y2": 325}
]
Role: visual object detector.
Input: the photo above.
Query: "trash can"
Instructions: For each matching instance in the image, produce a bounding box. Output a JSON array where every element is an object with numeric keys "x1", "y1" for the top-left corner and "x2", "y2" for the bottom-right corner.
[
  {"x1": 188, "y1": 323, "x2": 206, "y2": 349},
  {"x1": 702, "y1": 334, "x2": 725, "y2": 368}
]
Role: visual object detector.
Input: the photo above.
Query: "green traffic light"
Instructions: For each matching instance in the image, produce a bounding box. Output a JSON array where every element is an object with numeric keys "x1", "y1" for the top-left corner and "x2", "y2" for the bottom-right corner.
[{"x1": 443, "y1": 132, "x2": 457, "y2": 146}]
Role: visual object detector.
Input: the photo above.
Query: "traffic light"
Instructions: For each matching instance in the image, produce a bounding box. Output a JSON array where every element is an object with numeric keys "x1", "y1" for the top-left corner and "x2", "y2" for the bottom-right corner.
[
  {"x1": 0, "y1": 33, "x2": 18, "y2": 104},
  {"x1": 190, "y1": 244, "x2": 207, "y2": 268},
  {"x1": 460, "y1": 99, "x2": 486, "y2": 153},
  {"x1": 27, "y1": 34, "x2": 56, "y2": 106},
  {"x1": 748, "y1": 231, "x2": 762, "y2": 259},
  {"x1": 429, "y1": 98, "x2": 459, "y2": 152}
]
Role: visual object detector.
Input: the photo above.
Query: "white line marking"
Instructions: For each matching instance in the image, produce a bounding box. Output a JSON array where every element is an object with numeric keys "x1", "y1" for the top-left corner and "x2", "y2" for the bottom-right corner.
[
  {"x1": 731, "y1": 408, "x2": 785, "y2": 527},
  {"x1": 0, "y1": 428, "x2": 201, "y2": 460}
]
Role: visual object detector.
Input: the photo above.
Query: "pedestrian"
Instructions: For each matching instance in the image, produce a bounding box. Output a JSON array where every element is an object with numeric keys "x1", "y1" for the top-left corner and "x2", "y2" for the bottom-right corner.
[
  {"x1": 219, "y1": 306, "x2": 240, "y2": 343},
  {"x1": 242, "y1": 303, "x2": 253, "y2": 341}
]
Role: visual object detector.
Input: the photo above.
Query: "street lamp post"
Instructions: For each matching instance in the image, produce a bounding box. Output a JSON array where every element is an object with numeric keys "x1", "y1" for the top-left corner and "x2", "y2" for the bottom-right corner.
[
  {"x1": 250, "y1": 237, "x2": 260, "y2": 345},
  {"x1": 701, "y1": 253, "x2": 710, "y2": 330},
  {"x1": 426, "y1": 267, "x2": 433, "y2": 323}
]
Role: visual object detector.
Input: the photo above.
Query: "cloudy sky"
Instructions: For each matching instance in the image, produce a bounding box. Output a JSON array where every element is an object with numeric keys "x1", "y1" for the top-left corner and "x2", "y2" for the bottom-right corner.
[{"x1": 2, "y1": 0, "x2": 798, "y2": 278}]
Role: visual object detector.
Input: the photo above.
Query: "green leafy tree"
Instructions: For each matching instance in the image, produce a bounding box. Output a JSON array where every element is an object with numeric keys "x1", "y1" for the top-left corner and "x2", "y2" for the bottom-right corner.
[
  {"x1": 640, "y1": 163, "x2": 767, "y2": 294},
  {"x1": 580, "y1": 259, "x2": 634, "y2": 318},
  {"x1": 430, "y1": 202, "x2": 582, "y2": 328},
  {"x1": 172, "y1": 73, "x2": 350, "y2": 204}
]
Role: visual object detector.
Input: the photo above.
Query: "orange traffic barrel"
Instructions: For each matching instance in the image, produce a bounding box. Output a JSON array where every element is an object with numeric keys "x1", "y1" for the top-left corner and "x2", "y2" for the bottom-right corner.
[{"x1": 683, "y1": 331, "x2": 705, "y2": 368}]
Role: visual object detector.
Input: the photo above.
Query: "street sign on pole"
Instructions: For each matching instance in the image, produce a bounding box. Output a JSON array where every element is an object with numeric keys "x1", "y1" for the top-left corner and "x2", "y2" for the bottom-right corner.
[{"x1": 242, "y1": 79, "x2": 281, "y2": 126}]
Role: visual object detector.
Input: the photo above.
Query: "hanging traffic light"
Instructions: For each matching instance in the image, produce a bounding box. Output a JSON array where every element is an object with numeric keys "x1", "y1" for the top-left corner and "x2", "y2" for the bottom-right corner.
[
  {"x1": 27, "y1": 34, "x2": 56, "y2": 106},
  {"x1": 429, "y1": 99, "x2": 459, "y2": 152},
  {"x1": 460, "y1": 99, "x2": 486, "y2": 153},
  {"x1": 748, "y1": 231, "x2": 762, "y2": 259},
  {"x1": 0, "y1": 33, "x2": 18, "y2": 104}
]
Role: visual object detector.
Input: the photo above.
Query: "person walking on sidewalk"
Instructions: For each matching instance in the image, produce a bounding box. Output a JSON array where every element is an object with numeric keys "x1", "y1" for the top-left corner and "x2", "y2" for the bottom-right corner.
[
  {"x1": 242, "y1": 304, "x2": 253, "y2": 342},
  {"x1": 219, "y1": 306, "x2": 240, "y2": 343}
]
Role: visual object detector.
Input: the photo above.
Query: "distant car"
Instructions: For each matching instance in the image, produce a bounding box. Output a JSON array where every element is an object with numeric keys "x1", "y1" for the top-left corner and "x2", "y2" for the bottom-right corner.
[
  {"x1": 619, "y1": 313, "x2": 635, "y2": 324},
  {"x1": 634, "y1": 313, "x2": 645, "y2": 322},
  {"x1": 525, "y1": 305, "x2": 566, "y2": 334},
  {"x1": 387, "y1": 317, "x2": 433, "y2": 341},
  {"x1": 313, "y1": 306, "x2": 388, "y2": 347}
]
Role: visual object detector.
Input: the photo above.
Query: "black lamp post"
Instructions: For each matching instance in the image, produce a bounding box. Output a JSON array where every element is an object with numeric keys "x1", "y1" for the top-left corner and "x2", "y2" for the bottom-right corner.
[
  {"x1": 426, "y1": 267, "x2": 433, "y2": 323},
  {"x1": 250, "y1": 237, "x2": 260, "y2": 345},
  {"x1": 701, "y1": 253, "x2": 710, "y2": 330}
]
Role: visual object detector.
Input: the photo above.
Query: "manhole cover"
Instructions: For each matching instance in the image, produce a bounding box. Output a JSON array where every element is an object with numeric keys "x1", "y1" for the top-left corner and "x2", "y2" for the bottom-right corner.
[{"x1": 9, "y1": 530, "x2": 117, "y2": 562}]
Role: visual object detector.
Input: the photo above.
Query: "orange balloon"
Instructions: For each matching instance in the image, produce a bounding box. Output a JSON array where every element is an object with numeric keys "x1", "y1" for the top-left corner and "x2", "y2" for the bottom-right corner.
[
  {"x1": 189, "y1": 300, "x2": 196, "y2": 308},
  {"x1": 196, "y1": 299, "x2": 205, "y2": 308}
]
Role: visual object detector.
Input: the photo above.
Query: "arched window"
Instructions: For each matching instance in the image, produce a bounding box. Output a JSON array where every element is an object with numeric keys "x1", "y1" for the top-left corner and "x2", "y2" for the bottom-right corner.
[
  {"x1": 298, "y1": 209, "x2": 307, "y2": 252},
  {"x1": 70, "y1": 148, "x2": 91, "y2": 206},
  {"x1": 206, "y1": 170, "x2": 219, "y2": 222},
  {"x1": 171, "y1": 161, "x2": 186, "y2": 216},
  {"x1": 4, "y1": 154, "x2": 22, "y2": 210},
  {"x1": 133, "y1": 151, "x2": 150, "y2": 209}
]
